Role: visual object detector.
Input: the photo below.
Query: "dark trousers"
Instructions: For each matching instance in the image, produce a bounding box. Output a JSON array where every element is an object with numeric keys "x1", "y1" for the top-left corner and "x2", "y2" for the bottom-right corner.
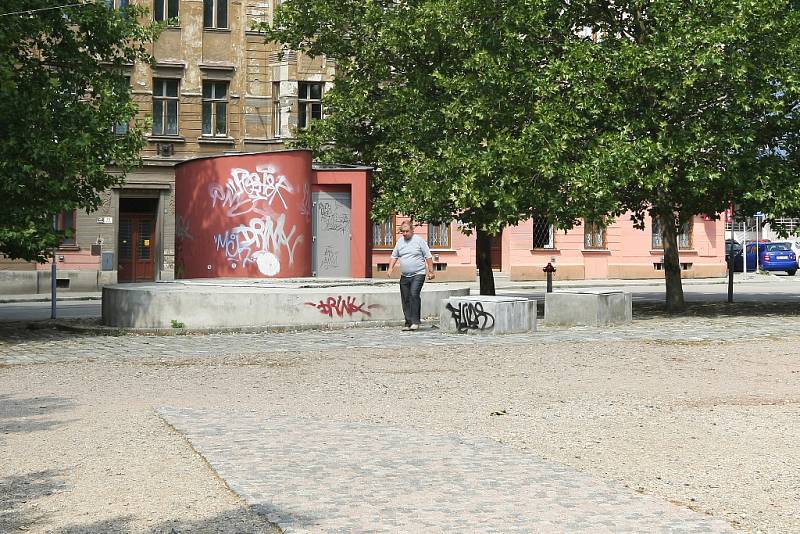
[{"x1": 400, "y1": 274, "x2": 426, "y2": 326}]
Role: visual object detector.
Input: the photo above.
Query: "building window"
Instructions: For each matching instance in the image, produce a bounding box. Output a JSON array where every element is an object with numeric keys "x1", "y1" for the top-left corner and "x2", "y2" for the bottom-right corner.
[
  {"x1": 113, "y1": 120, "x2": 129, "y2": 135},
  {"x1": 428, "y1": 222, "x2": 451, "y2": 249},
  {"x1": 652, "y1": 217, "x2": 692, "y2": 249},
  {"x1": 272, "y1": 81, "x2": 282, "y2": 137},
  {"x1": 202, "y1": 81, "x2": 228, "y2": 136},
  {"x1": 584, "y1": 219, "x2": 606, "y2": 249},
  {"x1": 204, "y1": 0, "x2": 228, "y2": 29},
  {"x1": 152, "y1": 78, "x2": 179, "y2": 136},
  {"x1": 533, "y1": 216, "x2": 554, "y2": 249},
  {"x1": 154, "y1": 0, "x2": 179, "y2": 21},
  {"x1": 372, "y1": 216, "x2": 395, "y2": 248},
  {"x1": 111, "y1": 77, "x2": 131, "y2": 135},
  {"x1": 106, "y1": 0, "x2": 129, "y2": 8},
  {"x1": 55, "y1": 210, "x2": 77, "y2": 247},
  {"x1": 298, "y1": 82, "x2": 323, "y2": 129}
]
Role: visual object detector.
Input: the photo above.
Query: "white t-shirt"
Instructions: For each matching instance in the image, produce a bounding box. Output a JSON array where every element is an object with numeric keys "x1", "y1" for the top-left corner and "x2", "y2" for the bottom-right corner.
[{"x1": 391, "y1": 234, "x2": 432, "y2": 277}]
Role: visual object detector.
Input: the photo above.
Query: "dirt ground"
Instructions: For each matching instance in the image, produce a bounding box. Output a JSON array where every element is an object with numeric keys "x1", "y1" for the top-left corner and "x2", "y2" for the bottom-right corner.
[{"x1": 1, "y1": 335, "x2": 799, "y2": 533}]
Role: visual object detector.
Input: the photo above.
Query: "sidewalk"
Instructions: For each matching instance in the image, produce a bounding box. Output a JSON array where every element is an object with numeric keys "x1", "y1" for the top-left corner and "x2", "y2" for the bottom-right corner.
[
  {"x1": 0, "y1": 273, "x2": 774, "y2": 304},
  {"x1": 0, "y1": 291, "x2": 102, "y2": 304},
  {"x1": 486, "y1": 272, "x2": 772, "y2": 291}
]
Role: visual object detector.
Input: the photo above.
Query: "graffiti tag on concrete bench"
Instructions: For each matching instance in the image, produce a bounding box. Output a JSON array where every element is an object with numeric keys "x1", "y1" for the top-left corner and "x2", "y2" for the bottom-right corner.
[{"x1": 445, "y1": 301, "x2": 495, "y2": 333}]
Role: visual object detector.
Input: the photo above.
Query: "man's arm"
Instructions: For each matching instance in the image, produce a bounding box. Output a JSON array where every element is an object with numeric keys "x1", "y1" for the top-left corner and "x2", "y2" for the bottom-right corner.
[
  {"x1": 426, "y1": 257, "x2": 435, "y2": 280},
  {"x1": 388, "y1": 256, "x2": 398, "y2": 274}
]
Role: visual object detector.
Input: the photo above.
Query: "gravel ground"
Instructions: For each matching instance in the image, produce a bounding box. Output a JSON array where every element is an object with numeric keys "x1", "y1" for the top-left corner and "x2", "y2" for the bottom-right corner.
[{"x1": 1, "y1": 336, "x2": 800, "y2": 533}]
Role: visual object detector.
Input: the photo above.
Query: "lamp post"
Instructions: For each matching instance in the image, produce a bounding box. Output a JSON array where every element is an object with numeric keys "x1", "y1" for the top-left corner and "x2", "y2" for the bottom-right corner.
[
  {"x1": 51, "y1": 215, "x2": 57, "y2": 319},
  {"x1": 727, "y1": 204, "x2": 734, "y2": 303}
]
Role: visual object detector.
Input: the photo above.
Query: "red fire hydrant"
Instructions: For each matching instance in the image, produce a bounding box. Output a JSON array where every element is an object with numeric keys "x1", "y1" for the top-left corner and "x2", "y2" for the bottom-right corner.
[{"x1": 543, "y1": 262, "x2": 556, "y2": 293}]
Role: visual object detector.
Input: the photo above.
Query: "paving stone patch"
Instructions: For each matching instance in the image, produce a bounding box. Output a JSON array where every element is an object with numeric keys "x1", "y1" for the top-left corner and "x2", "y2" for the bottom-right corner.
[
  {"x1": 159, "y1": 407, "x2": 735, "y2": 533},
  {"x1": 2, "y1": 315, "x2": 800, "y2": 366}
]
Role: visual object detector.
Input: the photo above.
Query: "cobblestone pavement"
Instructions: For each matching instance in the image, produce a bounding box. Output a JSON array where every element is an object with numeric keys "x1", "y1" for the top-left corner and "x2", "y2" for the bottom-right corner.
[
  {"x1": 1, "y1": 313, "x2": 798, "y2": 365},
  {"x1": 4, "y1": 314, "x2": 798, "y2": 532},
  {"x1": 160, "y1": 407, "x2": 734, "y2": 533}
]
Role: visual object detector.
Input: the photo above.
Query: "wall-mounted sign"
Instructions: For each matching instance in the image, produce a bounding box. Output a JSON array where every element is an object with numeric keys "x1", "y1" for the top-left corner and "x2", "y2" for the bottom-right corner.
[{"x1": 96, "y1": 216, "x2": 113, "y2": 224}]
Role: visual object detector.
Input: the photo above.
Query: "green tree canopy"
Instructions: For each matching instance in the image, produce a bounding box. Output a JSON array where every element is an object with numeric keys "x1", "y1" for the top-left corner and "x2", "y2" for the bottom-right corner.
[
  {"x1": 0, "y1": 1, "x2": 158, "y2": 261},
  {"x1": 264, "y1": 0, "x2": 618, "y2": 294},
  {"x1": 266, "y1": 0, "x2": 800, "y2": 305},
  {"x1": 555, "y1": 0, "x2": 800, "y2": 309}
]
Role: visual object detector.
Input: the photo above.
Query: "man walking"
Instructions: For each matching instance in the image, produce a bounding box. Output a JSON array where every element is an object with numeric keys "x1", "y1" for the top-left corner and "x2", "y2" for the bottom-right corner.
[{"x1": 388, "y1": 221, "x2": 435, "y2": 331}]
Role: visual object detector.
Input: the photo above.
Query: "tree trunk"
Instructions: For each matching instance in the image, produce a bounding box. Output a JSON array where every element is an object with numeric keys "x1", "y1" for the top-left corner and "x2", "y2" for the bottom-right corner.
[
  {"x1": 476, "y1": 228, "x2": 496, "y2": 296},
  {"x1": 658, "y1": 211, "x2": 686, "y2": 312}
]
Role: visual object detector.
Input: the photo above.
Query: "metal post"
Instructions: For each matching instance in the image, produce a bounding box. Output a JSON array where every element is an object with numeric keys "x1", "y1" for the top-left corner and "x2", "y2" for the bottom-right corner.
[
  {"x1": 728, "y1": 205, "x2": 734, "y2": 303},
  {"x1": 543, "y1": 259, "x2": 556, "y2": 293},
  {"x1": 51, "y1": 213, "x2": 58, "y2": 319},
  {"x1": 50, "y1": 249, "x2": 57, "y2": 319},
  {"x1": 743, "y1": 220, "x2": 748, "y2": 279},
  {"x1": 756, "y1": 214, "x2": 761, "y2": 273}
]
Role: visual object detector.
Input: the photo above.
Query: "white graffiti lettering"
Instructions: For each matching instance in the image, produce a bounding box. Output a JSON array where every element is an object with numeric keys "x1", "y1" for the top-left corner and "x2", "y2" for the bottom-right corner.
[
  {"x1": 212, "y1": 213, "x2": 303, "y2": 276},
  {"x1": 209, "y1": 165, "x2": 293, "y2": 217},
  {"x1": 299, "y1": 183, "x2": 311, "y2": 222}
]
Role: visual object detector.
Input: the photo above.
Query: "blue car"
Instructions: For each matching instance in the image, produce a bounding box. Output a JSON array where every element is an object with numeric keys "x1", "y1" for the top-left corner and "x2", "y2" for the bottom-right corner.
[{"x1": 744, "y1": 242, "x2": 798, "y2": 275}]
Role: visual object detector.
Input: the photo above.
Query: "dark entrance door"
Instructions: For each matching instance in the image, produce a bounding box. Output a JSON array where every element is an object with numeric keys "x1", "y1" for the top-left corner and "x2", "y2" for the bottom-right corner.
[
  {"x1": 490, "y1": 233, "x2": 502, "y2": 270},
  {"x1": 118, "y1": 198, "x2": 157, "y2": 282}
]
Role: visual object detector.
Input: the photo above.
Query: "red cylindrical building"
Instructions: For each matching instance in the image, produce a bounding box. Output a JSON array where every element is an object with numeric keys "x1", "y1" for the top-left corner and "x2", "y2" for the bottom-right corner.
[{"x1": 175, "y1": 150, "x2": 313, "y2": 279}]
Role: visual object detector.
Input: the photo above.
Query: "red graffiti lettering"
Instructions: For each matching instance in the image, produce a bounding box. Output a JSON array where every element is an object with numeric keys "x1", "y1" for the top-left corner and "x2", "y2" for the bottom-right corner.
[{"x1": 304, "y1": 296, "x2": 381, "y2": 318}]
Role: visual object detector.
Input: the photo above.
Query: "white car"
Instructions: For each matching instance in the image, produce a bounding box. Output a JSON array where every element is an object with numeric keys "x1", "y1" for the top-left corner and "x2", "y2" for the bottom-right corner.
[
  {"x1": 789, "y1": 240, "x2": 800, "y2": 262},
  {"x1": 773, "y1": 240, "x2": 800, "y2": 260}
]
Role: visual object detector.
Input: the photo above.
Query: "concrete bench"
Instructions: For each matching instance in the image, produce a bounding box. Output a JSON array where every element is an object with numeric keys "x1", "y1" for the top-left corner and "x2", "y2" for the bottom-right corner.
[
  {"x1": 439, "y1": 296, "x2": 536, "y2": 334},
  {"x1": 543, "y1": 289, "x2": 632, "y2": 326}
]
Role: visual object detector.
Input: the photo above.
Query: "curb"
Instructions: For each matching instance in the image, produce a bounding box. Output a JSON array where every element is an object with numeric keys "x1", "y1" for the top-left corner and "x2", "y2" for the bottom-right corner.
[
  {"x1": 48, "y1": 318, "x2": 424, "y2": 336},
  {"x1": 0, "y1": 295, "x2": 102, "y2": 304}
]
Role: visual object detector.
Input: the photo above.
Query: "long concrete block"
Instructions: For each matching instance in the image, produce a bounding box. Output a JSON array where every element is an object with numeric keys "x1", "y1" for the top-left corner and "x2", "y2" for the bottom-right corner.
[
  {"x1": 102, "y1": 281, "x2": 470, "y2": 329},
  {"x1": 439, "y1": 296, "x2": 536, "y2": 334},
  {"x1": 544, "y1": 289, "x2": 632, "y2": 326},
  {"x1": 0, "y1": 271, "x2": 37, "y2": 294}
]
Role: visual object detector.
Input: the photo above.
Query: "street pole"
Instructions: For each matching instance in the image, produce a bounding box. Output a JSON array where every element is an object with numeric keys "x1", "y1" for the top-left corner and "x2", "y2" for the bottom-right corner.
[
  {"x1": 727, "y1": 205, "x2": 734, "y2": 303},
  {"x1": 756, "y1": 214, "x2": 761, "y2": 273},
  {"x1": 50, "y1": 248, "x2": 57, "y2": 319},
  {"x1": 51, "y1": 214, "x2": 57, "y2": 320}
]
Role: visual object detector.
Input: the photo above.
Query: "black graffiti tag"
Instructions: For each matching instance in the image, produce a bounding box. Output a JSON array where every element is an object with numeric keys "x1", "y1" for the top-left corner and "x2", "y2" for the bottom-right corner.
[{"x1": 446, "y1": 301, "x2": 495, "y2": 333}]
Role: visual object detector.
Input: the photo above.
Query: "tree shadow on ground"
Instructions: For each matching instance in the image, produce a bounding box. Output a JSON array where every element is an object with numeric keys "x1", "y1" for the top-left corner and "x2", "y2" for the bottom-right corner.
[
  {"x1": 0, "y1": 319, "x2": 113, "y2": 345},
  {"x1": 0, "y1": 469, "x2": 68, "y2": 532},
  {"x1": 52, "y1": 505, "x2": 299, "y2": 533},
  {"x1": 0, "y1": 468, "x2": 300, "y2": 533},
  {"x1": 0, "y1": 394, "x2": 75, "y2": 436},
  {"x1": 633, "y1": 300, "x2": 800, "y2": 319}
]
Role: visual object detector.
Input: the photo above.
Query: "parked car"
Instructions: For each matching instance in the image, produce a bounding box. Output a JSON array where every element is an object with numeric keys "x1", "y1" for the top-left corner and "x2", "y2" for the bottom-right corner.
[
  {"x1": 725, "y1": 239, "x2": 743, "y2": 272},
  {"x1": 744, "y1": 242, "x2": 798, "y2": 275},
  {"x1": 786, "y1": 240, "x2": 800, "y2": 262}
]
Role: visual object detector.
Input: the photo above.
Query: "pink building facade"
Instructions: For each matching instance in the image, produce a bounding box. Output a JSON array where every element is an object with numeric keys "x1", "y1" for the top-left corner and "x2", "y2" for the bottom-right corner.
[{"x1": 372, "y1": 214, "x2": 727, "y2": 282}]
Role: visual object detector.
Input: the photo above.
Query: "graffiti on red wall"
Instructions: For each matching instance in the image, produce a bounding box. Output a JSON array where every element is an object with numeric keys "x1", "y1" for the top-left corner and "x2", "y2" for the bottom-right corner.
[
  {"x1": 209, "y1": 165, "x2": 304, "y2": 276},
  {"x1": 305, "y1": 296, "x2": 381, "y2": 318},
  {"x1": 209, "y1": 166, "x2": 293, "y2": 216}
]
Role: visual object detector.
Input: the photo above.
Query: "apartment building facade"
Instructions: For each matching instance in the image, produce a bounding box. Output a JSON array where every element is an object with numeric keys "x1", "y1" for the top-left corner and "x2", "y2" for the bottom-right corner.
[
  {"x1": 372, "y1": 215, "x2": 727, "y2": 283},
  {"x1": 1, "y1": 0, "x2": 334, "y2": 292}
]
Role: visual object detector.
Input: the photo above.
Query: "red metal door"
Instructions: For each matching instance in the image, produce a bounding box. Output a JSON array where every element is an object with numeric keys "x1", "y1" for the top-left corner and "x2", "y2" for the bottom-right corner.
[{"x1": 118, "y1": 214, "x2": 156, "y2": 282}]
